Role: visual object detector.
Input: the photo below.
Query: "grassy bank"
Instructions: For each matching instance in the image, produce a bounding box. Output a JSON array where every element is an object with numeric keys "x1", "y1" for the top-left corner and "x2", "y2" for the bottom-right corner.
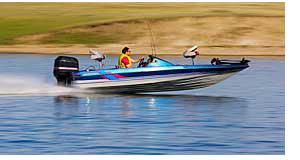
[{"x1": 0, "y1": 2, "x2": 284, "y2": 55}]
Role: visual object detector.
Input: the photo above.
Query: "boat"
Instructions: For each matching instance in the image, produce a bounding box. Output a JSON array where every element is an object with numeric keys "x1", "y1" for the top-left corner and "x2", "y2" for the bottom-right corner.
[{"x1": 53, "y1": 46, "x2": 249, "y2": 93}]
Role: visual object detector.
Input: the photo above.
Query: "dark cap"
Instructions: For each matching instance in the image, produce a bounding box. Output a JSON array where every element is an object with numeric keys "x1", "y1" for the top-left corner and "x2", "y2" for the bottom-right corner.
[{"x1": 122, "y1": 47, "x2": 129, "y2": 54}]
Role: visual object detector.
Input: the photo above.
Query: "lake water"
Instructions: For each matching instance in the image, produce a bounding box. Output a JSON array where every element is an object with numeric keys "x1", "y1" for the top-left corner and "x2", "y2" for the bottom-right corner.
[{"x1": 0, "y1": 54, "x2": 284, "y2": 154}]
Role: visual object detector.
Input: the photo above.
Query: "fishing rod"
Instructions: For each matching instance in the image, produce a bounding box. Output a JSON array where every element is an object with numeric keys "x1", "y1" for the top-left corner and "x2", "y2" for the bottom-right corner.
[{"x1": 146, "y1": 19, "x2": 157, "y2": 56}]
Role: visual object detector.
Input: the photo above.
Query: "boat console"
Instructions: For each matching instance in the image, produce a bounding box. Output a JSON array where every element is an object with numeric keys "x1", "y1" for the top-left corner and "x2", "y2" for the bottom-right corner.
[{"x1": 138, "y1": 55, "x2": 174, "y2": 67}]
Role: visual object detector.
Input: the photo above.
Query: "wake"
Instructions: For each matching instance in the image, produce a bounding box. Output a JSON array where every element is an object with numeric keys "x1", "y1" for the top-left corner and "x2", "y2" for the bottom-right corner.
[{"x1": 0, "y1": 74, "x2": 85, "y2": 96}]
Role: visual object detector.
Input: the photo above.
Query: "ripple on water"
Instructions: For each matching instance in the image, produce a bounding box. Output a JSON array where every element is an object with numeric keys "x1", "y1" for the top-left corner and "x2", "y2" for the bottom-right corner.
[{"x1": 0, "y1": 55, "x2": 284, "y2": 154}]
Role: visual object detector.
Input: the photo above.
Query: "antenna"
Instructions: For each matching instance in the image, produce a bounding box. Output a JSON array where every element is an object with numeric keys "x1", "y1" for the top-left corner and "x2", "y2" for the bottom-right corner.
[{"x1": 146, "y1": 19, "x2": 157, "y2": 56}]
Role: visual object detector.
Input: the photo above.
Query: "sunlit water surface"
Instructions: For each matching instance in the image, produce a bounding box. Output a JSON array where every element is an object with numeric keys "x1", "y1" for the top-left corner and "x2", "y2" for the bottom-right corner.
[{"x1": 0, "y1": 54, "x2": 284, "y2": 154}]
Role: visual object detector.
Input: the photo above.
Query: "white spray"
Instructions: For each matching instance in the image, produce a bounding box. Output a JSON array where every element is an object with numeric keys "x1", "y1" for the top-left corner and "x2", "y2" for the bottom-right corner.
[{"x1": 0, "y1": 74, "x2": 82, "y2": 96}]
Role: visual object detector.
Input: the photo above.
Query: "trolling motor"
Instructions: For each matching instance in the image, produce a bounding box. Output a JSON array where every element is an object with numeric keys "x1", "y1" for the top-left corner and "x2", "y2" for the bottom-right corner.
[
  {"x1": 211, "y1": 57, "x2": 250, "y2": 65},
  {"x1": 183, "y1": 45, "x2": 200, "y2": 65}
]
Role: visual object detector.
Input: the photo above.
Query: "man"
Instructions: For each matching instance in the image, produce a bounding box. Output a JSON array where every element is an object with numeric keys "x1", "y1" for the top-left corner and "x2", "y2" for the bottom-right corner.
[{"x1": 118, "y1": 47, "x2": 143, "y2": 68}]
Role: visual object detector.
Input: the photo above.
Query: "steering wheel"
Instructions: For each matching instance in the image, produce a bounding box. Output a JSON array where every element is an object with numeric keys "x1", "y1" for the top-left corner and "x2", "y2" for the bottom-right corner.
[
  {"x1": 137, "y1": 58, "x2": 145, "y2": 68},
  {"x1": 86, "y1": 65, "x2": 96, "y2": 71}
]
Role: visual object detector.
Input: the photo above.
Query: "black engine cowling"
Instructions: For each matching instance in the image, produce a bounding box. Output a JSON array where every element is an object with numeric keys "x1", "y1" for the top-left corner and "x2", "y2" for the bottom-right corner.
[{"x1": 53, "y1": 56, "x2": 79, "y2": 86}]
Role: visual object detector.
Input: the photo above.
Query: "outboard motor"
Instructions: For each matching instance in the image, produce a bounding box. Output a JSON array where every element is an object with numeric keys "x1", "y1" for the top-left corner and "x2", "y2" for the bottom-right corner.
[{"x1": 53, "y1": 56, "x2": 79, "y2": 86}]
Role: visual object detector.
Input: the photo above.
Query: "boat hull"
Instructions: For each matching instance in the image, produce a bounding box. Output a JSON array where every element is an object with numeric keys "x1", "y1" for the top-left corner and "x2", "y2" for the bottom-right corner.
[{"x1": 71, "y1": 65, "x2": 248, "y2": 93}]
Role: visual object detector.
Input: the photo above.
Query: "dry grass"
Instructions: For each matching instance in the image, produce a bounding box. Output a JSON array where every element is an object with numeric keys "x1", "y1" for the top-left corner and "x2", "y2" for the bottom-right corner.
[
  {"x1": 0, "y1": 2, "x2": 284, "y2": 56},
  {"x1": 14, "y1": 16, "x2": 284, "y2": 55}
]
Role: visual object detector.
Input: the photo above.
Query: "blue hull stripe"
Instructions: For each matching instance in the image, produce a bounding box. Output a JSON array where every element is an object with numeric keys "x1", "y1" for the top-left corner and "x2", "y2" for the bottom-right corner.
[{"x1": 98, "y1": 70, "x2": 118, "y2": 80}]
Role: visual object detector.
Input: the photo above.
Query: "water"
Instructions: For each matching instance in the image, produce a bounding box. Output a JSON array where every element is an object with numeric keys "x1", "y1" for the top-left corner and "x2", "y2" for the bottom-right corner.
[{"x1": 0, "y1": 54, "x2": 284, "y2": 154}]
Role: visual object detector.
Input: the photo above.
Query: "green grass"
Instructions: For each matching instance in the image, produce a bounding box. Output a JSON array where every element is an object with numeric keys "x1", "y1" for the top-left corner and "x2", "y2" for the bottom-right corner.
[{"x1": 0, "y1": 2, "x2": 284, "y2": 45}]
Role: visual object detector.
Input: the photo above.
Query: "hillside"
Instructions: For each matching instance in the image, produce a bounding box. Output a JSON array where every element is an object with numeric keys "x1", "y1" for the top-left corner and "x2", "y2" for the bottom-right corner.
[{"x1": 0, "y1": 2, "x2": 285, "y2": 56}]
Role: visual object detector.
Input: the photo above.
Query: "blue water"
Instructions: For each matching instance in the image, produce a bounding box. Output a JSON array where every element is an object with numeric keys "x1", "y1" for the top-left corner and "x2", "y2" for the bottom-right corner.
[{"x1": 0, "y1": 54, "x2": 284, "y2": 154}]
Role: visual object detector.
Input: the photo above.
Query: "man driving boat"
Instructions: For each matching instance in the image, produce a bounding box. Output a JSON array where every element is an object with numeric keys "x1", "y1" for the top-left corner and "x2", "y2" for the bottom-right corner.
[{"x1": 118, "y1": 47, "x2": 143, "y2": 68}]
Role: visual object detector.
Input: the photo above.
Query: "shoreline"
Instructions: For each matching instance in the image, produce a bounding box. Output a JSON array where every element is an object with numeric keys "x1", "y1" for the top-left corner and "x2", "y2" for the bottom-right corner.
[
  {"x1": 0, "y1": 51, "x2": 285, "y2": 60},
  {"x1": 0, "y1": 51, "x2": 285, "y2": 57},
  {"x1": 0, "y1": 45, "x2": 285, "y2": 57}
]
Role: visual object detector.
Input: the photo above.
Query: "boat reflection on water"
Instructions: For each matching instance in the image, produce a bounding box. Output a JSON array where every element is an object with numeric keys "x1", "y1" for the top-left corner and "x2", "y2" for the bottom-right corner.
[
  {"x1": 51, "y1": 93, "x2": 253, "y2": 154},
  {"x1": 53, "y1": 93, "x2": 248, "y2": 120},
  {"x1": 54, "y1": 95, "x2": 80, "y2": 104}
]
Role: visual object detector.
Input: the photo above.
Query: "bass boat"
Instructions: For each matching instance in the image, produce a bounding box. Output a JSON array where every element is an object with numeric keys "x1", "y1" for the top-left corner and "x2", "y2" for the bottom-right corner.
[{"x1": 53, "y1": 46, "x2": 249, "y2": 93}]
